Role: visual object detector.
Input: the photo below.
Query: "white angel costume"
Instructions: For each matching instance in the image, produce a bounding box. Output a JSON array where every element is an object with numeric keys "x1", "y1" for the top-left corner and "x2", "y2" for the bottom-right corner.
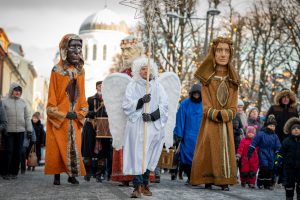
[{"x1": 102, "y1": 57, "x2": 181, "y2": 175}]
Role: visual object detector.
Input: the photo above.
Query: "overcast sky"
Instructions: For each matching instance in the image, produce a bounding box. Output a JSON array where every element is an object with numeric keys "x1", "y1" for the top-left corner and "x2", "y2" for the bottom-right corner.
[{"x1": 0, "y1": 0, "x2": 251, "y2": 78}]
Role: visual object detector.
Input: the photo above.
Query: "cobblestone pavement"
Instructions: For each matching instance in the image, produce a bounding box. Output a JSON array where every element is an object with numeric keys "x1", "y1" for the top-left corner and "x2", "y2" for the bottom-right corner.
[{"x1": 0, "y1": 166, "x2": 285, "y2": 200}]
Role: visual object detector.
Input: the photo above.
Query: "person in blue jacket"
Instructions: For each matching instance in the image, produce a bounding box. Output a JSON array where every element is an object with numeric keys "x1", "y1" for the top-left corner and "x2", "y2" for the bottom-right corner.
[
  {"x1": 174, "y1": 84, "x2": 203, "y2": 183},
  {"x1": 247, "y1": 114, "x2": 281, "y2": 190}
]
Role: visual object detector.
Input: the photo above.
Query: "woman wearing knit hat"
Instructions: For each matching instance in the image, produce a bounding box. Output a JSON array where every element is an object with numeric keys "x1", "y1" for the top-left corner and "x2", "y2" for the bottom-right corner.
[
  {"x1": 247, "y1": 114, "x2": 281, "y2": 190},
  {"x1": 276, "y1": 117, "x2": 300, "y2": 200}
]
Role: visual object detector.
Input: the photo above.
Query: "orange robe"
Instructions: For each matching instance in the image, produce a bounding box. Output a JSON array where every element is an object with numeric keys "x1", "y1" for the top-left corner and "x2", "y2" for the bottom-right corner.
[{"x1": 45, "y1": 65, "x2": 88, "y2": 176}]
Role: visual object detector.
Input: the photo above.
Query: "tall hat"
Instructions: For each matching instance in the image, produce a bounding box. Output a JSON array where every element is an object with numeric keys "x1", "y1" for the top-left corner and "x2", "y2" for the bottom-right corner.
[
  {"x1": 265, "y1": 114, "x2": 277, "y2": 127},
  {"x1": 283, "y1": 117, "x2": 300, "y2": 134}
]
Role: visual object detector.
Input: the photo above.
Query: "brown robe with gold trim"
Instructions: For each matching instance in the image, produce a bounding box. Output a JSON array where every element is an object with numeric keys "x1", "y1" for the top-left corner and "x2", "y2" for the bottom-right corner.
[
  {"x1": 190, "y1": 67, "x2": 238, "y2": 185},
  {"x1": 45, "y1": 34, "x2": 88, "y2": 177}
]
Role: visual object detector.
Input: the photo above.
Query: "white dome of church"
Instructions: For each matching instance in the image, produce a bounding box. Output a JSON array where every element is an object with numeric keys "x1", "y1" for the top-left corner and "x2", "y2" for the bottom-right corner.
[
  {"x1": 79, "y1": 7, "x2": 129, "y2": 97},
  {"x1": 79, "y1": 8, "x2": 129, "y2": 34}
]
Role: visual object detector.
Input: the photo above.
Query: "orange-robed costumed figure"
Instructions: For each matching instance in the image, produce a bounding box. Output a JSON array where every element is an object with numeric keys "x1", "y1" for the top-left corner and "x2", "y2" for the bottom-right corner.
[
  {"x1": 45, "y1": 34, "x2": 88, "y2": 185},
  {"x1": 190, "y1": 37, "x2": 239, "y2": 190}
]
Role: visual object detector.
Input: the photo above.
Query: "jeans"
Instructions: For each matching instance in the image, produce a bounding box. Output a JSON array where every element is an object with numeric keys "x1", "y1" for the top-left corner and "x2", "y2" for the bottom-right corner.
[
  {"x1": 4, "y1": 132, "x2": 24, "y2": 176},
  {"x1": 132, "y1": 169, "x2": 150, "y2": 187}
]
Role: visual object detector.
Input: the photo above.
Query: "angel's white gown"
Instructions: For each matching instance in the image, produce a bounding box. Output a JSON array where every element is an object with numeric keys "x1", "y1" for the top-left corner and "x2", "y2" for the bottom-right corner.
[{"x1": 122, "y1": 77, "x2": 168, "y2": 175}]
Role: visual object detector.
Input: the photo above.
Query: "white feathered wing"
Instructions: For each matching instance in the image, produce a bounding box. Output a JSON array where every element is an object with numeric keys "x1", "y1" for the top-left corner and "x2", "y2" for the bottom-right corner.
[
  {"x1": 157, "y1": 72, "x2": 181, "y2": 149},
  {"x1": 102, "y1": 73, "x2": 131, "y2": 150}
]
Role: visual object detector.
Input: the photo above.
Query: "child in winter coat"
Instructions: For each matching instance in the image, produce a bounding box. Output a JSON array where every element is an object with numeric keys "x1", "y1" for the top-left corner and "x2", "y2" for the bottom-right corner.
[
  {"x1": 276, "y1": 117, "x2": 300, "y2": 200},
  {"x1": 247, "y1": 114, "x2": 281, "y2": 190},
  {"x1": 236, "y1": 125, "x2": 259, "y2": 188}
]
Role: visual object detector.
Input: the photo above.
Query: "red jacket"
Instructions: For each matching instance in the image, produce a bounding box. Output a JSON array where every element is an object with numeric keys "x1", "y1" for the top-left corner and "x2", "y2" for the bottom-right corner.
[{"x1": 237, "y1": 138, "x2": 259, "y2": 171}]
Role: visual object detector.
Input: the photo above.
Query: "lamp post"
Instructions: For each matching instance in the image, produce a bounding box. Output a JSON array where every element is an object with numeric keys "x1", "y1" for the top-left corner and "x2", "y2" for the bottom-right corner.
[
  {"x1": 166, "y1": 7, "x2": 220, "y2": 55},
  {"x1": 203, "y1": 8, "x2": 221, "y2": 54}
]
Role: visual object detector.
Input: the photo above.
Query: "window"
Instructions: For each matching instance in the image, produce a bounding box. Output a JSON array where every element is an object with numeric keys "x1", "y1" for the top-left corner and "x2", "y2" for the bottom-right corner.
[
  {"x1": 85, "y1": 45, "x2": 88, "y2": 60},
  {"x1": 93, "y1": 44, "x2": 97, "y2": 60},
  {"x1": 103, "y1": 45, "x2": 107, "y2": 61}
]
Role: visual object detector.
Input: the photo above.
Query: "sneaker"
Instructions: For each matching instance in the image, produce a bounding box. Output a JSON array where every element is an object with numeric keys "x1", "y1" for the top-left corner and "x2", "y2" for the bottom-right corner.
[
  {"x1": 248, "y1": 184, "x2": 255, "y2": 189},
  {"x1": 68, "y1": 177, "x2": 79, "y2": 184},
  {"x1": 257, "y1": 185, "x2": 263, "y2": 189}
]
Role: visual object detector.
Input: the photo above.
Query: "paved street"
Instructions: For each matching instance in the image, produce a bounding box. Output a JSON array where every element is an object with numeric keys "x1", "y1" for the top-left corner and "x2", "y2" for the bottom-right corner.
[{"x1": 0, "y1": 166, "x2": 285, "y2": 200}]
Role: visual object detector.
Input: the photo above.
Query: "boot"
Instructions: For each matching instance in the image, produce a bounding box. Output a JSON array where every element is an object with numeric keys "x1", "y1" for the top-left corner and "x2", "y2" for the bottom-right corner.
[
  {"x1": 141, "y1": 184, "x2": 152, "y2": 196},
  {"x1": 53, "y1": 174, "x2": 60, "y2": 185},
  {"x1": 68, "y1": 176, "x2": 79, "y2": 184},
  {"x1": 221, "y1": 185, "x2": 230, "y2": 191},
  {"x1": 130, "y1": 185, "x2": 142, "y2": 198}
]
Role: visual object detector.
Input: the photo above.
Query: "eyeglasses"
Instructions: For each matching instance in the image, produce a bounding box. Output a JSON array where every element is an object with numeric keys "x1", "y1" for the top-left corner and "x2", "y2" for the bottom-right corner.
[{"x1": 215, "y1": 48, "x2": 230, "y2": 55}]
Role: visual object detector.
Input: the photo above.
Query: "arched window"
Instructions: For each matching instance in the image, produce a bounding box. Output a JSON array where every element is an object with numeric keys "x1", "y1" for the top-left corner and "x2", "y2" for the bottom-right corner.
[
  {"x1": 84, "y1": 45, "x2": 88, "y2": 60},
  {"x1": 93, "y1": 44, "x2": 97, "y2": 60},
  {"x1": 103, "y1": 45, "x2": 107, "y2": 61}
]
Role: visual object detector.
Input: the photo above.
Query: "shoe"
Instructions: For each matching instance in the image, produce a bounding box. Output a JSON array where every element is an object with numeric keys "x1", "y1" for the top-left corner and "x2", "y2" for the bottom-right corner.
[
  {"x1": 257, "y1": 185, "x2": 263, "y2": 189},
  {"x1": 171, "y1": 174, "x2": 176, "y2": 180},
  {"x1": 21, "y1": 169, "x2": 26, "y2": 175},
  {"x1": 131, "y1": 185, "x2": 142, "y2": 198},
  {"x1": 32, "y1": 167, "x2": 35, "y2": 171},
  {"x1": 84, "y1": 175, "x2": 90, "y2": 182},
  {"x1": 265, "y1": 186, "x2": 273, "y2": 190},
  {"x1": 2, "y1": 175, "x2": 10, "y2": 180},
  {"x1": 221, "y1": 185, "x2": 230, "y2": 191},
  {"x1": 178, "y1": 172, "x2": 183, "y2": 180},
  {"x1": 241, "y1": 183, "x2": 246, "y2": 187},
  {"x1": 248, "y1": 184, "x2": 255, "y2": 189},
  {"x1": 154, "y1": 176, "x2": 160, "y2": 183},
  {"x1": 53, "y1": 174, "x2": 60, "y2": 185},
  {"x1": 205, "y1": 184, "x2": 212, "y2": 189},
  {"x1": 68, "y1": 177, "x2": 79, "y2": 184},
  {"x1": 95, "y1": 176, "x2": 102, "y2": 183},
  {"x1": 27, "y1": 166, "x2": 31, "y2": 171},
  {"x1": 10, "y1": 175, "x2": 17, "y2": 179},
  {"x1": 141, "y1": 185, "x2": 152, "y2": 196}
]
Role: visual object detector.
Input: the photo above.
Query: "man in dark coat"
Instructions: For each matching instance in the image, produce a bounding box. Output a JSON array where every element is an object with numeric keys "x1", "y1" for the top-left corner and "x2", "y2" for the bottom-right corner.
[
  {"x1": 267, "y1": 89, "x2": 299, "y2": 143},
  {"x1": 81, "y1": 81, "x2": 112, "y2": 182}
]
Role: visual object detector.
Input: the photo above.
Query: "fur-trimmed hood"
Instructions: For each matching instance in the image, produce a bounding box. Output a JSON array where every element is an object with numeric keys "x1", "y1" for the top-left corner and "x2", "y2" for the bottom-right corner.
[
  {"x1": 274, "y1": 89, "x2": 297, "y2": 108},
  {"x1": 283, "y1": 117, "x2": 300, "y2": 134}
]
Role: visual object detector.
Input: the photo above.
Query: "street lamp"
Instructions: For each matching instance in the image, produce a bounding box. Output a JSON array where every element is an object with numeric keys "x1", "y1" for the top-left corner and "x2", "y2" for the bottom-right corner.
[
  {"x1": 166, "y1": 7, "x2": 221, "y2": 55},
  {"x1": 203, "y1": 8, "x2": 221, "y2": 54}
]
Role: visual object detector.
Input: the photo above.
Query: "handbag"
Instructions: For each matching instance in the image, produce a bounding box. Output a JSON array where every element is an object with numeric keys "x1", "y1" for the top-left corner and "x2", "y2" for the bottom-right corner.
[{"x1": 27, "y1": 144, "x2": 38, "y2": 167}]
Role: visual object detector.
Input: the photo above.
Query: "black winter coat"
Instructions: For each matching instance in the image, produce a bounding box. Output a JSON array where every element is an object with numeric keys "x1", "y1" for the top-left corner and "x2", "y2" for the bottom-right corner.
[
  {"x1": 279, "y1": 135, "x2": 300, "y2": 169},
  {"x1": 267, "y1": 105, "x2": 299, "y2": 143}
]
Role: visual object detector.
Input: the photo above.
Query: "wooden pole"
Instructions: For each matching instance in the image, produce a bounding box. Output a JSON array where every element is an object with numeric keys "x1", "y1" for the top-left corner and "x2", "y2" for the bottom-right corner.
[{"x1": 142, "y1": 23, "x2": 152, "y2": 174}]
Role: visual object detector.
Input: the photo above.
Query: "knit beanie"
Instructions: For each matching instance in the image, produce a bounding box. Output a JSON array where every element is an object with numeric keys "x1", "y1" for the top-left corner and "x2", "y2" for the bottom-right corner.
[{"x1": 265, "y1": 114, "x2": 277, "y2": 127}]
